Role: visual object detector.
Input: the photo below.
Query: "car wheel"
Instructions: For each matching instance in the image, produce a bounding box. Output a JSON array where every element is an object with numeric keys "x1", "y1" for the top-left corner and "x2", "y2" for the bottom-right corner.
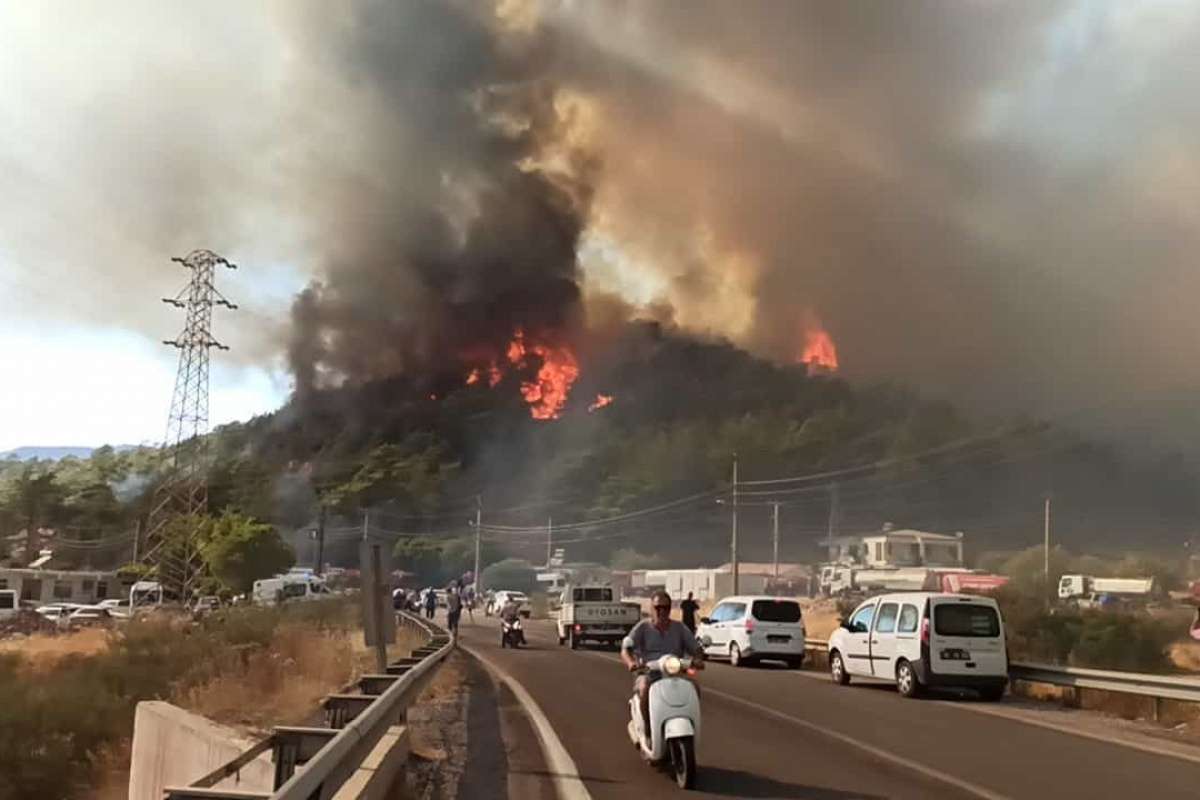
[
  {"x1": 570, "y1": 631, "x2": 579, "y2": 650},
  {"x1": 830, "y1": 650, "x2": 850, "y2": 685},
  {"x1": 785, "y1": 657, "x2": 804, "y2": 670},
  {"x1": 730, "y1": 642, "x2": 743, "y2": 667},
  {"x1": 558, "y1": 635, "x2": 566, "y2": 646},
  {"x1": 980, "y1": 684, "x2": 1006, "y2": 702},
  {"x1": 896, "y1": 660, "x2": 923, "y2": 698}
]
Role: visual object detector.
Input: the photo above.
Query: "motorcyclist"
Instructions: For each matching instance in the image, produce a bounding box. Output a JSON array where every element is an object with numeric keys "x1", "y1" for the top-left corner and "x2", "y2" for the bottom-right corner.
[
  {"x1": 621, "y1": 590, "x2": 704, "y2": 745},
  {"x1": 499, "y1": 596, "x2": 522, "y2": 644}
]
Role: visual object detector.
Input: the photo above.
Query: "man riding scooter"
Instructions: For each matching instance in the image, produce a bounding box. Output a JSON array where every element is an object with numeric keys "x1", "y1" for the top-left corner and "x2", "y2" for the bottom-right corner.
[
  {"x1": 621, "y1": 590, "x2": 704, "y2": 747},
  {"x1": 499, "y1": 595, "x2": 525, "y2": 647}
]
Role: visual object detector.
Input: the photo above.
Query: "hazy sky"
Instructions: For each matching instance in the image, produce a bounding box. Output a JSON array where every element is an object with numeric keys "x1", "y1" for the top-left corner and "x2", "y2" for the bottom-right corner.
[{"x1": 3, "y1": 1, "x2": 1200, "y2": 451}]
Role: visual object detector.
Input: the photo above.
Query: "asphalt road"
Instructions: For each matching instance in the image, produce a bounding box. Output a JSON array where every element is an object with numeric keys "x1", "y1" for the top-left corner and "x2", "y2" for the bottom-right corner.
[{"x1": 458, "y1": 616, "x2": 1200, "y2": 800}]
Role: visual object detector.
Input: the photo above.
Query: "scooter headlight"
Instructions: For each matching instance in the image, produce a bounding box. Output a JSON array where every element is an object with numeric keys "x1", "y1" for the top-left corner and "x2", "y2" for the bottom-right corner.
[{"x1": 661, "y1": 655, "x2": 682, "y2": 676}]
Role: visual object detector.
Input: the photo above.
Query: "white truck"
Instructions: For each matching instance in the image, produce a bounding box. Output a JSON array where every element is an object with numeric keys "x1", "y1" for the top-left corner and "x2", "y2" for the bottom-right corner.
[
  {"x1": 1057, "y1": 575, "x2": 1156, "y2": 603},
  {"x1": 556, "y1": 583, "x2": 642, "y2": 650},
  {"x1": 819, "y1": 565, "x2": 974, "y2": 595}
]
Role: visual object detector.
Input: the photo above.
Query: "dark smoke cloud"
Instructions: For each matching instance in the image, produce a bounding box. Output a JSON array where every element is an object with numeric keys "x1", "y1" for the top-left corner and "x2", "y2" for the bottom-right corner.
[
  {"x1": 280, "y1": 2, "x2": 593, "y2": 394},
  {"x1": 5, "y1": 1, "x2": 1200, "y2": 436}
]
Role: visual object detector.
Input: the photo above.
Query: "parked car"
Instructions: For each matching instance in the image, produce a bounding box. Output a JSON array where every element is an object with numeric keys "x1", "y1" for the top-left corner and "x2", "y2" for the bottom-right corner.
[
  {"x1": 827, "y1": 592, "x2": 1008, "y2": 700},
  {"x1": 98, "y1": 598, "x2": 132, "y2": 619},
  {"x1": 68, "y1": 605, "x2": 115, "y2": 626},
  {"x1": 487, "y1": 590, "x2": 531, "y2": 618},
  {"x1": 697, "y1": 596, "x2": 807, "y2": 668}
]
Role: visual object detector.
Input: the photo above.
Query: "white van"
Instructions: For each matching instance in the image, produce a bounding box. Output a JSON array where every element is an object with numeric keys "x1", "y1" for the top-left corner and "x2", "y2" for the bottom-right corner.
[
  {"x1": 697, "y1": 596, "x2": 807, "y2": 668},
  {"x1": 827, "y1": 592, "x2": 1007, "y2": 700},
  {"x1": 252, "y1": 574, "x2": 331, "y2": 605}
]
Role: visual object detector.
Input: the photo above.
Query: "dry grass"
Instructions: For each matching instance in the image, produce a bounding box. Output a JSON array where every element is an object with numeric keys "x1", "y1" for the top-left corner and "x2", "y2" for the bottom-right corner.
[
  {"x1": 1169, "y1": 641, "x2": 1200, "y2": 672},
  {"x1": 0, "y1": 627, "x2": 111, "y2": 669},
  {"x1": 180, "y1": 616, "x2": 426, "y2": 732},
  {"x1": 179, "y1": 623, "x2": 361, "y2": 731}
]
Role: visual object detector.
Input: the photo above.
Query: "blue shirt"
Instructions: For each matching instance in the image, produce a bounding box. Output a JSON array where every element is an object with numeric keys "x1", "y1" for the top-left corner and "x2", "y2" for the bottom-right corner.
[{"x1": 622, "y1": 619, "x2": 703, "y2": 662}]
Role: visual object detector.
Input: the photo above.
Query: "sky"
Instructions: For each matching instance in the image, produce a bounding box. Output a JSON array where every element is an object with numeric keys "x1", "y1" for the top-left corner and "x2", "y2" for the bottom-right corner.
[{"x1": 3, "y1": 1, "x2": 1200, "y2": 452}]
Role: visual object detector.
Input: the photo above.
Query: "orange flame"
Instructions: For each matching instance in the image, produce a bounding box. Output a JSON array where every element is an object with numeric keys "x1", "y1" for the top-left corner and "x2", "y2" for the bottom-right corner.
[
  {"x1": 799, "y1": 316, "x2": 839, "y2": 372},
  {"x1": 462, "y1": 330, "x2": 581, "y2": 419},
  {"x1": 588, "y1": 393, "x2": 614, "y2": 413}
]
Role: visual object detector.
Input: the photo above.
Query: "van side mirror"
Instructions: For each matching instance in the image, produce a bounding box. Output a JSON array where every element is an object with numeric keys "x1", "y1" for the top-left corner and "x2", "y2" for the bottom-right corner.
[
  {"x1": 839, "y1": 619, "x2": 853, "y2": 631},
  {"x1": 699, "y1": 617, "x2": 711, "y2": 625}
]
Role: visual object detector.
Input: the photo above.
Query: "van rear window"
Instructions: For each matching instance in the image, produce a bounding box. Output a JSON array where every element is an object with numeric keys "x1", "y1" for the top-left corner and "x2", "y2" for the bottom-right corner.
[
  {"x1": 934, "y1": 604, "x2": 1000, "y2": 637},
  {"x1": 751, "y1": 600, "x2": 802, "y2": 623}
]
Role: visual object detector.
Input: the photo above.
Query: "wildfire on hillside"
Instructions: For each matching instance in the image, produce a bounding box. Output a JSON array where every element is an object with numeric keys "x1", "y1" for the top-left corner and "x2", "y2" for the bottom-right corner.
[
  {"x1": 588, "y1": 393, "x2": 614, "y2": 413},
  {"x1": 463, "y1": 329, "x2": 581, "y2": 420},
  {"x1": 799, "y1": 315, "x2": 839, "y2": 373}
]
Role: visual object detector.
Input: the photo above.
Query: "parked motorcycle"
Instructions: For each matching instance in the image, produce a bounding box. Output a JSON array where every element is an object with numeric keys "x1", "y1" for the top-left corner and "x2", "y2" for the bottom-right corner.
[
  {"x1": 627, "y1": 654, "x2": 701, "y2": 789},
  {"x1": 500, "y1": 617, "x2": 526, "y2": 648}
]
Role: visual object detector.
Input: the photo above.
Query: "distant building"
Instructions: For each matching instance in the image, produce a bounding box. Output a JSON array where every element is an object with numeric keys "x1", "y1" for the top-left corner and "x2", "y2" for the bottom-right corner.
[
  {"x1": 825, "y1": 525, "x2": 964, "y2": 568},
  {"x1": 636, "y1": 568, "x2": 769, "y2": 601},
  {"x1": 0, "y1": 567, "x2": 125, "y2": 605}
]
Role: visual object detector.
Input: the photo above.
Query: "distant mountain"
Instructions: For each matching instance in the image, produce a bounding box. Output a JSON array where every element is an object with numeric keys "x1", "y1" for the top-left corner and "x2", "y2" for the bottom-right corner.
[{"x1": 0, "y1": 445, "x2": 139, "y2": 462}]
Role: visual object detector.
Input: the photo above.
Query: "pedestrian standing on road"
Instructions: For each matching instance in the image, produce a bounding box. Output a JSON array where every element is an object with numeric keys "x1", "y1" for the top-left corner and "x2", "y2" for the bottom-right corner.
[
  {"x1": 446, "y1": 585, "x2": 463, "y2": 643},
  {"x1": 680, "y1": 591, "x2": 700, "y2": 633},
  {"x1": 424, "y1": 587, "x2": 437, "y2": 620},
  {"x1": 464, "y1": 585, "x2": 475, "y2": 622}
]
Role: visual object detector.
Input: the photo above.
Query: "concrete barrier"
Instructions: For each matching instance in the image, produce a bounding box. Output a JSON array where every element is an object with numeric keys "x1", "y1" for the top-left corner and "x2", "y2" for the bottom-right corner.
[{"x1": 129, "y1": 701, "x2": 274, "y2": 800}]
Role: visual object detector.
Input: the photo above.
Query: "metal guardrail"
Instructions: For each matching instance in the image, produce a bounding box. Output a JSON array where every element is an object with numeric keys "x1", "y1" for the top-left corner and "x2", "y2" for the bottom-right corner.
[
  {"x1": 164, "y1": 611, "x2": 452, "y2": 800},
  {"x1": 804, "y1": 638, "x2": 1200, "y2": 704}
]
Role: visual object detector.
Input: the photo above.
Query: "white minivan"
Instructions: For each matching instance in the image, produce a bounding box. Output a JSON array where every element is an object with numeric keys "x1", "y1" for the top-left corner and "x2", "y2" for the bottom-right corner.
[
  {"x1": 697, "y1": 596, "x2": 806, "y2": 668},
  {"x1": 827, "y1": 592, "x2": 1007, "y2": 700}
]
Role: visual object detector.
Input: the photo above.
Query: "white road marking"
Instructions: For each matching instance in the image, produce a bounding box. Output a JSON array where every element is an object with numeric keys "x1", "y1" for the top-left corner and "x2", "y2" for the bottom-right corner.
[{"x1": 463, "y1": 643, "x2": 595, "y2": 800}]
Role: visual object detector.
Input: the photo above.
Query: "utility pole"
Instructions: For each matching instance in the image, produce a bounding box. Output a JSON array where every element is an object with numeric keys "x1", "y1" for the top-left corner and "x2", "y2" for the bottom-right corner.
[
  {"x1": 363, "y1": 509, "x2": 370, "y2": 542},
  {"x1": 314, "y1": 504, "x2": 327, "y2": 575},
  {"x1": 132, "y1": 518, "x2": 141, "y2": 564},
  {"x1": 731, "y1": 454, "x2": 739, "y2": 595},
  {"x1": 546, "y1": 517, "x2": 553, "y2": 569},
  {"x1": 142, "y1": 250, "x2": 237, "y2": 603},
  {"x1": 369, "y1": 543, "x2": 388, "y2": 673},
  {"x1": 1044, "y1": 495, "x2": 1052, "y2": 601},
  {"x1": 825, "y1": 482, "x2": 840, "y2": 556},
  {"x1": 473, "y1": 496, "x2": 482, "y2": 592},
  {"x1": 772, "y1": 502, "x2": 780, "y2": 582}
]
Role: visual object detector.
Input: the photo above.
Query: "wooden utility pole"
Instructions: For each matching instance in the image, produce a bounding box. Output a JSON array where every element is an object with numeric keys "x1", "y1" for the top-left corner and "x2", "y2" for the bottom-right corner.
[
  {"x1": 731, "y1": 454, "x2": 739, "y2": 594},
  {"x1": 772, "y1": 502, "x2": 780, "y2": 582}
]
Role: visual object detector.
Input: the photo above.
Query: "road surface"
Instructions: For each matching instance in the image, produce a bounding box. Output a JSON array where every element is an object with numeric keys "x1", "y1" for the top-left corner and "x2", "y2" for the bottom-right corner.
[{"x1": 458, "y1": 616, "x2": 1200, "y2": 799}]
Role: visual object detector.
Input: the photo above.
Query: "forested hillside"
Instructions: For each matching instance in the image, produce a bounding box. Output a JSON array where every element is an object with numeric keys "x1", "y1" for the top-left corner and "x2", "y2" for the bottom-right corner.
[{"x1": 6, "y1": 323, "x2": 1192, "y2": 581}]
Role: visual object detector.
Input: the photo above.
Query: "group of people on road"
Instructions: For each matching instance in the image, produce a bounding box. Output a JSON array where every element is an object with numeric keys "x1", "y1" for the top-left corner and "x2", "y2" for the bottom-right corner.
[{"x1": 392, "y1": 581, "x2": 477, "y2": 642}]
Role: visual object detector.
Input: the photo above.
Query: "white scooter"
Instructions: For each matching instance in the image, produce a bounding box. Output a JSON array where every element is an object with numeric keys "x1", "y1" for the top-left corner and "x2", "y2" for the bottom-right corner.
[{"x1": 627, "y1": 654, "x2": 702, "y2": 789}]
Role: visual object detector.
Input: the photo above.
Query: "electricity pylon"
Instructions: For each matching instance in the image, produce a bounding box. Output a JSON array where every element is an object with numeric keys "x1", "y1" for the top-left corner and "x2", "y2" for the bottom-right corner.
[{"x1": 141, "y1": 250, "x2": 237, "y2": 601}]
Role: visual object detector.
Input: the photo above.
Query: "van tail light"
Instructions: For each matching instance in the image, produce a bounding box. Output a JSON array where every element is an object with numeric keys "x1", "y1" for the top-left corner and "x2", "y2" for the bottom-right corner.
[
  {"x1": 744, "y1": 618, "x2": 755, "y2": 633},
  {"x1": 574, "y1": 624, "x2": 582, "y2": 632},
  {"x1": 920, "y1": 618, "x2": 930, "y2": 644}
]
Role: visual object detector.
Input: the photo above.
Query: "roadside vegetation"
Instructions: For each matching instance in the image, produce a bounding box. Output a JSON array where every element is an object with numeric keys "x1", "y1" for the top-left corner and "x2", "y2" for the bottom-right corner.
[{"x1": 0, "y1": 598, "x2": 363, "y2": 800}]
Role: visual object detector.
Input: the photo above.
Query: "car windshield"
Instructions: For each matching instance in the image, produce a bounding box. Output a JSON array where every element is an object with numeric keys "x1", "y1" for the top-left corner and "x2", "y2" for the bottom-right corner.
[
  {"x1": 934, "y1": 604, "x2": 1001, "y2": 637},
  {"x1": 751, "y1": 600, "x2": 802, "y2": 623}
]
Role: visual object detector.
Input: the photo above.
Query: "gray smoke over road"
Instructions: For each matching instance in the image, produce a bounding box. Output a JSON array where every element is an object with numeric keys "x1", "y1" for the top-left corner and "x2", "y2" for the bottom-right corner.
[{"x1": 3, "y1": 1, "x2": 1200, "y2": 434}]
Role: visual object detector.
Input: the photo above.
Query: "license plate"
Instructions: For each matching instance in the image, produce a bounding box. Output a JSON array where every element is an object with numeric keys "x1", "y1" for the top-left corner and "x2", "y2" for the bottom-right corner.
[
  {"x1": 940, "y1": 648, "x2": 970, "y2": 660},
  {"x1": 767, "y1": 635, "x2": 792, "y2": 643}
]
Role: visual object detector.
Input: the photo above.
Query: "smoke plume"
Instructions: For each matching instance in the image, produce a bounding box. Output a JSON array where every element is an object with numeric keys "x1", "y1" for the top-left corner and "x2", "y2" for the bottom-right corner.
[{"x1": 4, "y1": 1, "x2": 1200, "y2": 433}]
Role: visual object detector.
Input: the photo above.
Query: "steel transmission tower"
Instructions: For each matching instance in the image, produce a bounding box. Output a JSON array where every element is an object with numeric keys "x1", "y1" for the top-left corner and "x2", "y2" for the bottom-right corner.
[{"x1": 142, "y1": 250, "x2": 238, "y2": 600}]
